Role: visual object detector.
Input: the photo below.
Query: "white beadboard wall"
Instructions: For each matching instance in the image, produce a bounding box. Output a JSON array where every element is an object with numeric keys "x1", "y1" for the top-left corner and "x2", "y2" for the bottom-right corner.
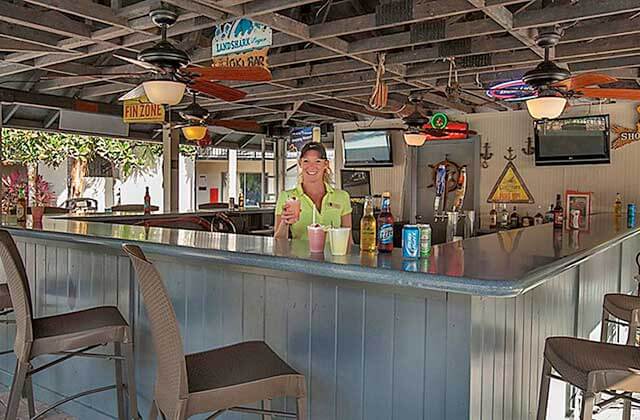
[{"x1": 460, "y1": 102, "x2": 640, "y2": 217}]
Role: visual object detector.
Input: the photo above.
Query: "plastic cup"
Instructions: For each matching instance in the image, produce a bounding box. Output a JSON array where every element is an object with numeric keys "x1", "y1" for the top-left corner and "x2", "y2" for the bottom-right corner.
[
  {"x1": 286, "y1": 197, "x2": 301, "y2": 219},
  {"x1": 307, "y1": 224, "x2": 326, "y2": 253},
  {"x1": 328, "y1": 227, "x2": 351, "y2": 256}
]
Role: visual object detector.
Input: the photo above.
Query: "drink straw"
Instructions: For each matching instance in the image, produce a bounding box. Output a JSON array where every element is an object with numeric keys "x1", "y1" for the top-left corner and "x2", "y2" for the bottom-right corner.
[{"x1": 312, "y1": 206, "x2": 316, "y2": 225}]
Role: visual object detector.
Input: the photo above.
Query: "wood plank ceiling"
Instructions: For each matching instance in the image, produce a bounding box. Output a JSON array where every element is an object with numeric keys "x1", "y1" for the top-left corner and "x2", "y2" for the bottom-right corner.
[{"x1": 0, "y1": 0, "x2": 639, "y2": 138}]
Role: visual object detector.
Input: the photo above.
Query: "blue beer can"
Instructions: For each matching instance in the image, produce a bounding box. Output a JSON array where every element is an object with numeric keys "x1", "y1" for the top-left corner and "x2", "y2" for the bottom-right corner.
[
  {"x1": 402, "y1": 225, "x2": 420, "y2": 258},
  {"x1": 628, "y1": 203, "x2": 636, "y2": 227}
]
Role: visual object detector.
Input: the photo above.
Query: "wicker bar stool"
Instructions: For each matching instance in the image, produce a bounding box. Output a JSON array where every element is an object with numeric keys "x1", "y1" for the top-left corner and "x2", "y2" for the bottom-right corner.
[
  {"x1": 600, "y1": 253, "x2": 640, "y2": 345},
  {"x1": 537, "y1": 336, "x2": 640, "y2": 420},
  {"x1": 123, "y1": 244, "x2": 307, "y2": 420},
  {"x1": 0, "y1": 230, "x2": 139, "y2": 420}
]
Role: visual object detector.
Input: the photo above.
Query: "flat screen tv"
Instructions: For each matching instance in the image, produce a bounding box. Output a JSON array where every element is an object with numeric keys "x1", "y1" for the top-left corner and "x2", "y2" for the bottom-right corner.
[
  {"x1": 534, "y1": 115, "x2": 610, "y2": 166},
  {"x1": 342, "y1": 130, "x2": 393, "y2": 167}
]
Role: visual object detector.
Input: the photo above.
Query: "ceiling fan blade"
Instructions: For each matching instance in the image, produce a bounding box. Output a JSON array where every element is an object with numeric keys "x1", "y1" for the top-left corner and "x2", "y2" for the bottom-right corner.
[
  {"x1": 190, "y1": 80, "x2": 247, "y2": 102},
  {"x1": 577, "y1": 87, "x2": 640, "y2": 101},
  {"x1": 113, "y1": 54, "x2": 161, "y2": 72},
  {"x1": 118, "y1": 83, "x2": 146, "y2": 101},
  {"x1": 552, "y1": 73, "x2": 618, "y2": 90},
  {"x1": 184, "y1": 65, "x2": 272, "y2": 82},
  {"x1": 41, "y1": 73, "x2": 147, "y2": 80},
  {"x1": 209, "y1": 119, "x2": 262, "y2": 133}
]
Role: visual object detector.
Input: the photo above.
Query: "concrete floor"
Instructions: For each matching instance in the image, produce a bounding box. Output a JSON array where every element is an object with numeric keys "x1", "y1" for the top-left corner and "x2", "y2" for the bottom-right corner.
[{"x1": 0, "y1": 391, "x2": 75, "y2": 420}]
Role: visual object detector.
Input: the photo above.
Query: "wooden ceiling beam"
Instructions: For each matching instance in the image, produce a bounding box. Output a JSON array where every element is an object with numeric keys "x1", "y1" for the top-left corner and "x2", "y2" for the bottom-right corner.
[
  {"x1": 514, "y1": 0, "x2": 640, "y2": 28},
  {"x1": 22, "y1": 0, "x2": 137, "y2": 32},
  {"x1": 0, "y1": 2, "x2": 91, "y2": 38}
]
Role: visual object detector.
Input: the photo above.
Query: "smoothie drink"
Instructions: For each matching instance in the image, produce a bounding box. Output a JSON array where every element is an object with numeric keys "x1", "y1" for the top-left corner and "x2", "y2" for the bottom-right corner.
[
  {"x1": 286, "y1": 197, "x2": 301, "y2": 219},
  {"x1": 328, "y1": 227, "x2": 351, "y2": 256},
  {"x1": 307, "y1": 224, "x2": 326, "y2": 253}
]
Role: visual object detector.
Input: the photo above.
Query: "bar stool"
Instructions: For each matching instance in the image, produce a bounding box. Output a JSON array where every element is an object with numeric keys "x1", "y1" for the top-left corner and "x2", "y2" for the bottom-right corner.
[
  {"x1": 537, "y1": 336, "x2": 640, "y2": 420},
  {"x1": 0, "y1": 230, "x2": 139, "y2": 420},
  {"x1": 600, "y1": 293, "x2": 640, "y2": 345},
  {"x1": 123, "y1": 244, "x2": 307, "y2": 420}
]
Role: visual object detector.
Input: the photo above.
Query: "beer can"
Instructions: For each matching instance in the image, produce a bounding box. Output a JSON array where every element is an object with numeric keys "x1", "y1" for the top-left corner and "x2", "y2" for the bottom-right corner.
[
  {"x1": 417, "y1": 223, "x2": 432, "y2": 257},
  {"x1": 402, "y1": 259, "x2": 418, "y2": 272},
  {"x1": 569, "y1": 209, "x2": 581, "y2": 229},
  {"x1": 628, "y1": 203, "x2": 636, "y2": 227},
  {"x1": 628, "y1": 203, "x2": 636, "y2": 217},
  {"x1": 402, "y1": 225, "x2": 420, "y2": 259}
]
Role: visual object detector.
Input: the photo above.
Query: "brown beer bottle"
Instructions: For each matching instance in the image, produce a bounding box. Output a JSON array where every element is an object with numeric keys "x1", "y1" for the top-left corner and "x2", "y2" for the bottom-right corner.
[{"x1": 377, "y1": 192, "x2": 394, "y2": 253}]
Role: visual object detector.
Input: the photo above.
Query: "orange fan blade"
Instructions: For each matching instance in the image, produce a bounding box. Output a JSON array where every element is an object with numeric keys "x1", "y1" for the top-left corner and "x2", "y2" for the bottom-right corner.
[
  {"x1": 190, "y1": 80, "x2": 247, "y2": 102},
  {"x1": 184, "y1": 65, "x2": 272, "y2": 82},
  {"x1": 209, "y1": 119, "x2": 263, "y2": 133},
  {"x1": 552, "y1": 73, "x2": 618, "y2": 90},
  {"x1": 577, "y1": 87, "x2": 640, "y2": 101}
]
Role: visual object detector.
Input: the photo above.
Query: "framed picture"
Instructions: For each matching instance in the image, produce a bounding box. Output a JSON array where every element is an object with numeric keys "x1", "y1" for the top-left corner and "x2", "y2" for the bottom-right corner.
[{"x1": 566, "y1": 190, "x2": 592, "y2": 230}]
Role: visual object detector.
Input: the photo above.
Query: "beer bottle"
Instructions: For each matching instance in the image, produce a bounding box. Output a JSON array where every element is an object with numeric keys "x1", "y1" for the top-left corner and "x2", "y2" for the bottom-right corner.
[
  {"x1": 534, "y1": 206, "x2": 544, "y2": 225},
  {"x1": 377, "y1": 192, "x2": 394, "y2": 253},
  {"x1": 553, "y1": 194, "x2": 564, "y2": 229},
  {"x1": 143, "y1": 187, "x2": 151, "y2": 215},
  {"x1": 489, "y1": 203, "x2": 497, "y2": 229},
  {"x1": 509, "y1": 206, "x2": 520, "y2": 228},
  {"x1": 16, "y1": 188, "x2": 26, "y2": 224},
  {"x1": 360, "y1": 196, "x2": 377, "y2": 252},
  {"x1": 614, "y1": 192, "x2": 623, "y2": 217}
]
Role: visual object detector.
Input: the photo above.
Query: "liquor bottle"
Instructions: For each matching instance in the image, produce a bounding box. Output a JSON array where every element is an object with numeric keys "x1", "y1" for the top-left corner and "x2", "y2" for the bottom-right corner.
[
  {"x1": 377, "y1": 192, "x2": 394, "y2": 253},
  {"x1": 510, "y1": 206, "x2": 520, "y2": 228},
  {"x1": 16, "y1": 188, "x2": 26, "y2": 224},
  {"x1": 360, "y1": 196, "x2": 377, "y2": 252},
  {"x1": 614, "y1": 192, "x2": 623, "y2": 217},
  {"x1": 521, "y1": 212, "x2": 534, "y2": 227},
  {"x1": 489, "y1": 203, "x2": 498, "y2": 229},
  {"x1": 553, "y1": 193, "x2": 564, "y2": 229},
  {"x1": 143, "y1": 187, "x2": 151, "y2": 215},
  {"x1": 534, "y1": 206, "x2": 545, "y2": 225},
  {"x1": 544, "y1": 204, "x2": 555, "y2": 224},
  {"x1": 238, "y1": 191, "x2": 245, "y2": 210},
  {"x1": 499, "y1": 204, "x2": 509, "y2": 228}
]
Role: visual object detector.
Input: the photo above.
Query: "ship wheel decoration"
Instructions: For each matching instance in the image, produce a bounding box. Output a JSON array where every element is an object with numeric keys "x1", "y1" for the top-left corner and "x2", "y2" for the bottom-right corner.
[{"x1": 427, "y1": 156, "x2": 461, "y2": 193}]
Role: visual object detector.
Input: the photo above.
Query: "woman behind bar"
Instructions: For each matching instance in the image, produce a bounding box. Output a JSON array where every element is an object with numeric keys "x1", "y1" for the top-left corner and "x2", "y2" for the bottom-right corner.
[{"x1": 274, "y1": 142, "x2": 352, "y2": 240}]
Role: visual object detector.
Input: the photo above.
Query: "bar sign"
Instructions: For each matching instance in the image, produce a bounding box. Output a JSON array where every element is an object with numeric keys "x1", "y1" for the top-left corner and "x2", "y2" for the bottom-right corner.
[{"x1": 123, "y1": 96, "x2": 165, "y2": 123}]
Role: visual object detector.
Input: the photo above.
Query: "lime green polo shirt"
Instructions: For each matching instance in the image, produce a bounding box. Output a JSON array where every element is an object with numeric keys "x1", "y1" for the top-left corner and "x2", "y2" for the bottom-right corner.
[{"x1": 276, "y1": 183, "x2": 352, "y2": 240}]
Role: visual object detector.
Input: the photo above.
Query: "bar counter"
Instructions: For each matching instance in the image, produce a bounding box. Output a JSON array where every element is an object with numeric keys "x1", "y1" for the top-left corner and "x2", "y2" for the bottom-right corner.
[{"x1": 0, "y1": 214, "x2": 637, "y2": 420}]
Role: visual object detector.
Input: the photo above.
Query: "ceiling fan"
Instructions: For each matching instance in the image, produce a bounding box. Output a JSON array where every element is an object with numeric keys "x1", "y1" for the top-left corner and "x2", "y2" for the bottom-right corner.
[
  {"x1": 171, "y1": 91, "x2": 263, "y2": 140},
  {"x1": 45, "y1": 8, "x2": 272, "y2": 104}
]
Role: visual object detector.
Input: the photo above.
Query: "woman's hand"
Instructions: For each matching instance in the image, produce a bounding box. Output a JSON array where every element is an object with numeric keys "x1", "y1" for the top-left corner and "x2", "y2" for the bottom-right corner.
[{"x1": 280, "y1": 203, "x2": 300, "y2": 225}]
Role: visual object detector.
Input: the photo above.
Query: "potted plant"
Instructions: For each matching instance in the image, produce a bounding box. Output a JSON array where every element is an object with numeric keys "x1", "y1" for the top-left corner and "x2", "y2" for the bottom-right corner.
[
  {"x1": 31, "y1": 175, "x2": 54, "y2": 225},
  {"x1": 1, "y1": 171, "x2": 28, "y2": 215}
]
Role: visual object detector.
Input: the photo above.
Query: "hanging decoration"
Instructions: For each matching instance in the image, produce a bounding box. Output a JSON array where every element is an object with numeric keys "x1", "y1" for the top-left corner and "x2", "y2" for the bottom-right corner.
[
  {"x1": 522, "y1": 136, "x2": 535, "y2": 156},
  {"x1": 480, "y1": 142, "x2": 493, "y2": 168},
  {"x1": 212, "y1": 18, "x2": 272, "y2": 68},
  {"x1": 369, "y1": 53, "x2": 388, "y2": 110},
  {"x1": 123, "y1": 95, "x2": 164, "y2": 124},
  {"x1": 487, "y1": 148, "x2": 535, "y2": 204},
  {"x1": 611, "y1": 105, "x2": 640, "y2": 150}
]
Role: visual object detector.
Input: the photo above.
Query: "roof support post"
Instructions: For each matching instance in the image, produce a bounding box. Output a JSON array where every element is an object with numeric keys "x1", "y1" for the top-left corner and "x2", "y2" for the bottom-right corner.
[{"x1": 162, "y1": 121, "x2": 179, "y2": 213}]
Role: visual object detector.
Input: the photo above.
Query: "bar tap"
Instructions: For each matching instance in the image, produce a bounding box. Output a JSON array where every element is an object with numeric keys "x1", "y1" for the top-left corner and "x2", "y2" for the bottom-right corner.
[
  {"x1": 433, "y1": 164, "x2": 447, "y2": 218},
  {"x1": 434, "y1": 165, "x2": 474, "y2": 242}
]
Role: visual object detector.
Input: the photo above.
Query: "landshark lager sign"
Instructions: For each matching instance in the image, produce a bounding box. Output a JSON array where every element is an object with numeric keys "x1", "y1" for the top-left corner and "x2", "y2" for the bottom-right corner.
[
  {"x1": 212, "y1": 18, "x2": 272, "y2": 68},
  {"x1": 611, "y1": 105, "x2": 640, "y2": 149},
  {"x1": 487, "y1": 162, "x2": 534, "y2": 204},
  {"x1": 123, "y1": 96, "x2": 164, "y2": 123}
]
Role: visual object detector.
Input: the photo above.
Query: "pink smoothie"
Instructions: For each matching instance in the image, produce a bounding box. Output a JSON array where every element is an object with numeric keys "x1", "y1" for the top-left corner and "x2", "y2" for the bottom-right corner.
[
  {"x1": 307, "y1": 224, "x2": 326, "y2": 253},
  {"x1": 286, "y1": 197, "x2": 301, "y2": 219}
]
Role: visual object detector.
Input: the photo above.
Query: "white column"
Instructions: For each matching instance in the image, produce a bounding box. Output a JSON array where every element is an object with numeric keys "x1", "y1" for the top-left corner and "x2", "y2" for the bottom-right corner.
[
  {"x1": 162, "y1": 124, "x2": 179, "y2": 212},
  {"x1": 228, "y1": 148, "x2": 238, "y2": 202}
]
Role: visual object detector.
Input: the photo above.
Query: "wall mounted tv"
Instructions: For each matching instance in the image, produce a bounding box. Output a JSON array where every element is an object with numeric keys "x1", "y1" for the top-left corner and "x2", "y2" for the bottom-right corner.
[
  {"x1": 534, "y1": 115, "x2": 610, "y2": 166},
  {"x1": 342, "y1": 130, "x2": 393, "y2": 167}
]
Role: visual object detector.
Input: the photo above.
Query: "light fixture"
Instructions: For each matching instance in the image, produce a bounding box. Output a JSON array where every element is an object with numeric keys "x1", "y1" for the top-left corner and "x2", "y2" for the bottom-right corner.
[
  {"x1": 142, "y1": 80, "x2": 186, "y2": 105},
  {"x1": 403, "y1": 130, "x2": 427, "y2": 147},
  {"x1": 182, "y1": 125, "x2": 207, "y2": 141},
  {"x1": 526, "y1": 92, "x2": 567, "y2": 120}
]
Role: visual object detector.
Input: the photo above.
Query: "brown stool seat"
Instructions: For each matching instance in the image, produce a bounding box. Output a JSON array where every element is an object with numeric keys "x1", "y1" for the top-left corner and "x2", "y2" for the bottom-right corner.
[
  {"x1": 0, "y1": 283, "x2": 12, "y2": 311},
  {"x1": 31, "y1": 306, "x2": 129, "y2": 357},
  {"x1": 603, "y1": 293, "x2": 640, "y2": 321},
  {"x1": 187, "y1": 341, "x2": 298, "y2": 393},
  {"x1": 545, "y1": 336, "x2": 640, "y2": 391}
]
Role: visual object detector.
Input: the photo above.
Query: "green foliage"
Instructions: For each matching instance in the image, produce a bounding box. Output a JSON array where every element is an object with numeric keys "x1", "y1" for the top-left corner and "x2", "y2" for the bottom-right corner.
[{"x1": 1, "y1": 129, "x2": 195, "y2": 180}]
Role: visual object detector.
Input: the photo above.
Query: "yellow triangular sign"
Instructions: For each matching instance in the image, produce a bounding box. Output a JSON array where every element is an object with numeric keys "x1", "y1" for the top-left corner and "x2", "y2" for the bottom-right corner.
[{"x1": 487, "y1": 161, "x2": 534, "y2": 203}]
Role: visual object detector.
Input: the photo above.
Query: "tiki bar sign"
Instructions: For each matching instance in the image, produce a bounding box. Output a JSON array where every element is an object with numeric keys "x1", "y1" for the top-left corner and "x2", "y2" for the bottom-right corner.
[
  {"x1": 123, "y1": 96, "x2": 165, "y2": 124},
  {"x1": 611, "y1": 105, "x2": 640, "y2": 149}
]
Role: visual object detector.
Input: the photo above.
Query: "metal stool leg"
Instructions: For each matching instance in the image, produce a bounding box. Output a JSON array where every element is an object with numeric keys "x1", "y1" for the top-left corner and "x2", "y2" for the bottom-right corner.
[
  {"x1": 296, "y1": 397, "x2": 306, "y2": 420},
  {"x1": 623, "y1": 397, "x2": 632, "y2": 420},
  {"x1": 114, "y1": 342, "x2": 126, "y2": 420},
  {"x1": 536, "y1": 358, "x2": 551, "y2": 420},
  {"x1": 628, "y1": 309, "x2": 640, "y2": 346},
  {"x1": 580, "y1": 391, "x2": 595, "y2": 420},
  {"x1": 122, "y1": 342, "x2": 139, "y2": 419},
  {"x1": 600, "y1": 308, "x2": 609, "y2": 343},
  {"x1": 5, "y1": 360, "x2": 29, "y2": 420}
]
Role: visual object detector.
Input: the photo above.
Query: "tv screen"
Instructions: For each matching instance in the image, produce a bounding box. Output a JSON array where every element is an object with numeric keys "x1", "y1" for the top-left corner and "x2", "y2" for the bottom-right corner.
[
  {"x1": 341, "y1": 170, "x2": 371, "y2": 197},
  {"x1": 342, "y1": 130, "x2": 393, "y2": 167},
  {"x1": 534, "y1": 115, "x2": 610, "y2": 166}
]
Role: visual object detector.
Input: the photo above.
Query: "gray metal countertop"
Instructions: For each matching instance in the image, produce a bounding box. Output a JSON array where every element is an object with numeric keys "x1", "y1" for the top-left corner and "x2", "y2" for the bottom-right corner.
[{"x1": 1, "y1": 213, "x2": 637, "y2": 297}]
